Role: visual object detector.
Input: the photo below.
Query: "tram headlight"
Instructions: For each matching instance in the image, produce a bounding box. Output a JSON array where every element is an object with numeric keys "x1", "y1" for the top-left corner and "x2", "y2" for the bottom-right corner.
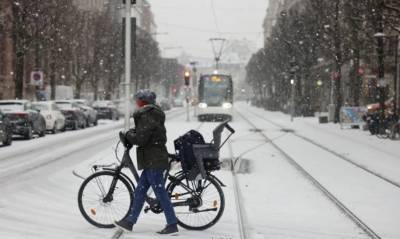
[
  {"x1": 222, "y1": 103, "x2": 232, "y2": 109},
  {"x1": 198, "y1": 103, "x2": 208, "y2": 108}
]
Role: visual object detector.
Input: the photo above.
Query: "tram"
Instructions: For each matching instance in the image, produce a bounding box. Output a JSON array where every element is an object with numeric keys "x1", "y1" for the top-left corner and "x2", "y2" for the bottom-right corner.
[{"x1": 197, "y1": 74, "x2": 233, "y2": 121}]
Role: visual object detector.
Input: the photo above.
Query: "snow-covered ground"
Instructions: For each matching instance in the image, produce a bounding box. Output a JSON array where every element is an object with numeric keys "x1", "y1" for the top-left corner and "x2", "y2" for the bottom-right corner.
[
  {"x1": 0, "y1": 109, "x2": 241, "y2": 239},
  {"x1": 0, "y1": 104, "x2": 398, "y2": 239},
  {"x1": 233, "y1": 102, "x2": 400, "y2": 239}
]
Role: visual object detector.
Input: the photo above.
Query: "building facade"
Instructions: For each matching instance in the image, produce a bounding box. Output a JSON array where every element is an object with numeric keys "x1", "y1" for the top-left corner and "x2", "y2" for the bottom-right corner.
[{"x1": 0, "y1": 0, "x2": 15, "y2": 99}]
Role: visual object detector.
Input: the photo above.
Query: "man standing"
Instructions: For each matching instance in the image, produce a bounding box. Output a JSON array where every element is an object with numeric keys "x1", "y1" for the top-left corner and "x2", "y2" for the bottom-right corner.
[{"x1": 115, "y1": 89, "x2": 178, "y2": 235}]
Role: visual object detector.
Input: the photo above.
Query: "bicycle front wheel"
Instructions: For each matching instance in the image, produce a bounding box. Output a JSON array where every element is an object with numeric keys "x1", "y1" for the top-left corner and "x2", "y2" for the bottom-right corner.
[
  {"x1": 167, "y1": 175, "x2": 225, "y2": 231},
  {"x1": 77, "y1": 171, "x2": 133, "y2": 228}
]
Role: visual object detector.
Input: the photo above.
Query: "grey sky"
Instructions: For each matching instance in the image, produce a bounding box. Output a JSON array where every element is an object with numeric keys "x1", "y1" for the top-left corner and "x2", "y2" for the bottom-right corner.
[{"x1": 149, "y1": 0, "x2": 269, "y2": 59}]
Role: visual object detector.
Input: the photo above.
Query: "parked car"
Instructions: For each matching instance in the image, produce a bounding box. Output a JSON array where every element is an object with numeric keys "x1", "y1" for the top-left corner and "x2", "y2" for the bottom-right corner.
[
  {"x1": 73, "y1": 99, "x2": 98, "y2": 126},
  {"x1": 159, "y1": 98, "x2": 172, "y2": 111},
  {"x1": 173, "y1": 97, "x2": 184, "y2": 107},
  {"x1": 0, "y1": 100, "x2": 46, "y2": 139},
  {"x1": 93, "y1": 101, "x2": 119, "y2": 120},
  {"x1": 55, "y1": 101, "x2": 87, "y2": 130},
  {"x1": 0, "y1": 110, "x2": 13, "y2": 146},
  {"x1": 32, "y1": 101, "x2": 65, "y2": 133},
  {"x1": 55, "y1": 100, "x2": 80, "y2": 111},
  {"x1": 60, "y1": 109, "x2": 87, "y2": 130}
]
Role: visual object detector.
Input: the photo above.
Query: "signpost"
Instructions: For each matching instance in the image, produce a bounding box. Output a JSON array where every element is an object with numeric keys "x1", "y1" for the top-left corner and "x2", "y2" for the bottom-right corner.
[
  {"x1": 124, "y1": 0, "x2": 133, "y2": 131},
  {"x1": 30, "y1": 71, "x2": 43, "y2": 86}
]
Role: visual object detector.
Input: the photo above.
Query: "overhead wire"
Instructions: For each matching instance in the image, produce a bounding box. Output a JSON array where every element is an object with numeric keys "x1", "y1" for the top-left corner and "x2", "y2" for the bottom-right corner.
[{"x1": 210, "y1": 0, "x2": 221, "y2": 36}]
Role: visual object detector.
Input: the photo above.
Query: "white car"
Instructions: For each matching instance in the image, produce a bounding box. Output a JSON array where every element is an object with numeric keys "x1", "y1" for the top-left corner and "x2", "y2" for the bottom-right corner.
[{"x1": 32, "y1": 101, "x2": 65, "y2": 133}]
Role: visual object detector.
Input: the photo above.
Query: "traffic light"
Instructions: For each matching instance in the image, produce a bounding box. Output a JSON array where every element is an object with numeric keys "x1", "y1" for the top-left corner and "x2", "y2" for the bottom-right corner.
[
  {"x1": 122, "y1": 0, "x2": 136, "y2": 4},
  {"x1": 184, "y1": 70, "x2": 191, "y2": 86}
]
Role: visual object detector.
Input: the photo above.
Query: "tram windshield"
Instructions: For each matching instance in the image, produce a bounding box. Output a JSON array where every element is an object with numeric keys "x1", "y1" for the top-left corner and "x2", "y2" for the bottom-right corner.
[{"x1": 199, "y1": 75, "x2": 233, "y2": 106}]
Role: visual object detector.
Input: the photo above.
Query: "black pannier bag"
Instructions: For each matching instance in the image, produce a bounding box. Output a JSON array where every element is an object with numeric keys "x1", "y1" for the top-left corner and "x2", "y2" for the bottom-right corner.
[
  {"x1": 174, "y1": 130, "x2": 205, "y2": 171},
  {"x1": 174, "y1": 130, "x2": 220, "y2": 180}
]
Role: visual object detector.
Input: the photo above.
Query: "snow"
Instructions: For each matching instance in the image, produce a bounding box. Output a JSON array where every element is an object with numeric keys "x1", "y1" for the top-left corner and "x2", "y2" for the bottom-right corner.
[
  {"x1": 0, "y1": 110, "x2": 241, "y2": 239},
  {"x1": 234, "y1": 102, "x2": 400, "y2": 239},
  {"x1": 227, "y1": 108, "x2": 367, "y2": 239},
  {"x1": 0, "y1": 104, "x2": 399, "y2": 239}
]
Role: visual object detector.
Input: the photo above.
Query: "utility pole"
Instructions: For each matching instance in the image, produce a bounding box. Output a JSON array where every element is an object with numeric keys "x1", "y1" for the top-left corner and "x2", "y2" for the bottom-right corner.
[
  {"x1": 124, "y1": 0, "x2": 132, "y2": 131},
  {"x1": 190, "y1": 61, "x2": 198, "y2": 117}
]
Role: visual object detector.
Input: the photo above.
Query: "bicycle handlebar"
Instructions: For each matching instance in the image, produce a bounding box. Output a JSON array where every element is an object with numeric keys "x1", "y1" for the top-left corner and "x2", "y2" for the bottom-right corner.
[{"x1": 225, "y1": 123, "x2": 235, "y2": 134}]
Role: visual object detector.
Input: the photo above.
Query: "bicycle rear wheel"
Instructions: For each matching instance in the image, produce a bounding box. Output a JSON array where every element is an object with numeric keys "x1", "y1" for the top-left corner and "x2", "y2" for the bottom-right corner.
[
  {"x1": 167, "y1": 175, "x2": 225, "y2": 231},
  {"x1": 78, "y1": 171, "x2": 133, "y2": 228}
]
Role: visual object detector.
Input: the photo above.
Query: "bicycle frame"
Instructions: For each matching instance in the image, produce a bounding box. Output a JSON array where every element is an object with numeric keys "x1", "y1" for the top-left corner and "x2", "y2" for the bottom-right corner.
[
  {"x1": 99, "y1": 147, "x2": 217, "y2": 212},
  {"x1": 97, "y1": 119, "x2": 234, "y2": 213}
]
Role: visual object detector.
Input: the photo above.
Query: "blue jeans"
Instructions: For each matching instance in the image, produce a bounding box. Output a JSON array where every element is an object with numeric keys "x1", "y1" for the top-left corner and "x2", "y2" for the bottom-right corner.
[{"x1": 125, "y1": 169, "x2": 177, "y2": 225}]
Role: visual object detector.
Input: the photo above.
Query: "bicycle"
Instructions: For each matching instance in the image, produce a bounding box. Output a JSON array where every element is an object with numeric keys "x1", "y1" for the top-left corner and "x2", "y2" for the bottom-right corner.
[
  {"x1": 77, "y1": 121, "x2": 235, "y2": 231},
  {"x1": 389, "y1": 119, "x2": 400, "y2": 140}
]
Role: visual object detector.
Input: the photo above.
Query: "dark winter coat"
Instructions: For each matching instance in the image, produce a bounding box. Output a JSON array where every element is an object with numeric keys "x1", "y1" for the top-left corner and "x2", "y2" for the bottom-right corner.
[{"x1": 126, "y1": 104, "x2": 168, "y2": 170}]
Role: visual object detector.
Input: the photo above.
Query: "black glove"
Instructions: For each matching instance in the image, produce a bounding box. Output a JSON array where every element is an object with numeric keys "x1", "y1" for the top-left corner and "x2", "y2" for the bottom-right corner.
[
  {"x1": 119, "y1": 131, "x2": 132, "y2": 148},
  {"x1": 125, "y1": 128, "x2": 138, "y2": 145}
]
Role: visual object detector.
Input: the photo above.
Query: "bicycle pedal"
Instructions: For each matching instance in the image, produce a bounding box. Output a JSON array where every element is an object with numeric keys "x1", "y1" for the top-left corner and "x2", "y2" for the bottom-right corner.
[{"x1": 144, "y1": 206, "x2": 150, "y2": 213}]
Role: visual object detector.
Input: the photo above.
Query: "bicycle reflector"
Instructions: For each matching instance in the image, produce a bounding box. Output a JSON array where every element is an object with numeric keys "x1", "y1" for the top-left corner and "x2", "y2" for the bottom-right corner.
[
  {"x1": 174, "y1": 193, "x2": 180, "y2": 200},
  {"x1": 90, "y1": 208, "x2": 97, "y2": 216},
  {"x1": 213, "y1": 200, "x2": 218, "y2": 208}
]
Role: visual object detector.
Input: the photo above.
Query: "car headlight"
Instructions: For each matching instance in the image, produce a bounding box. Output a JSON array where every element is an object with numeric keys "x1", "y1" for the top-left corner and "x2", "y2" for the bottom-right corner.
[
  {"x1": 222, "y1": 103, "x2": 233, "y2": 109},
  {"x1": 198, "y1": 103, "x2": 208, "y2": 108}
]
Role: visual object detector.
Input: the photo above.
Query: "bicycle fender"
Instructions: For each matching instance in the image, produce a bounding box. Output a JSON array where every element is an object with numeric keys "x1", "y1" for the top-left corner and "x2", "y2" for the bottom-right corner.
[{"x1": 208, "y1": 174, "x2": 226, "y2": 187}]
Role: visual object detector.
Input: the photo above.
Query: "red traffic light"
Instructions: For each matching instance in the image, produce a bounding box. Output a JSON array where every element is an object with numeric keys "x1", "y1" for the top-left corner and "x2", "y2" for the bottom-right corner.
[{"x1": 184, "y1": 71, "x2": 191, "y2": 86}]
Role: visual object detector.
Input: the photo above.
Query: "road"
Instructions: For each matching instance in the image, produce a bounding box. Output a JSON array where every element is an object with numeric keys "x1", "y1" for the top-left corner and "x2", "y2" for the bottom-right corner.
[{"x1": 0, "y1": 104, "x2": 399, "y2": 239}]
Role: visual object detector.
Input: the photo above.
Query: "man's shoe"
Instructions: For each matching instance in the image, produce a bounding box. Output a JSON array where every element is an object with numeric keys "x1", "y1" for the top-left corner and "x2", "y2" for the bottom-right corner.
[
  {"x1": 157, "y1": 224, "x2": 179, "y2": 235},
  {"x1": 114, "y1": 219, "x2": 134, "y2": 232}
]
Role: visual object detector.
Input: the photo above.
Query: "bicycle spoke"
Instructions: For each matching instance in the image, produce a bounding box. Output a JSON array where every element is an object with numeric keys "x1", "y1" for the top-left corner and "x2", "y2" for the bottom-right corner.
[{"x1": 79, "y1": 172, "x2": 132, "y2": 228}]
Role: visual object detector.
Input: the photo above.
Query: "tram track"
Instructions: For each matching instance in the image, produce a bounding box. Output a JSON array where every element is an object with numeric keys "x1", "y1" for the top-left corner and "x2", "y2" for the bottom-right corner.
[
  {"x1": 227, "y1": 140, "x2": 248, "y2": 239},
  {"x1": 242, "y1": 107, "x2": 400, "y2": 190},
  {"x1": 235, "y1": 108, "x2": 382, "y2": 239}
]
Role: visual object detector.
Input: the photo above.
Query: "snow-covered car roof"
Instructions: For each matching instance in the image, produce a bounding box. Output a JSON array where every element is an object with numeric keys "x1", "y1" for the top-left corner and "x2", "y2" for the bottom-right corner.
[
  {"x1": 0, "y1": 100, "x2": 31, "y2": 113},
  {"x1": 32, "y1": 101, "x2": 55, "y2": 106},
  {"x1": 0, "y1": 100, "x2": 30, "y2": 104},
  {"x1": 93, "y1": 101, "x2": 116, "y2": 108}
]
